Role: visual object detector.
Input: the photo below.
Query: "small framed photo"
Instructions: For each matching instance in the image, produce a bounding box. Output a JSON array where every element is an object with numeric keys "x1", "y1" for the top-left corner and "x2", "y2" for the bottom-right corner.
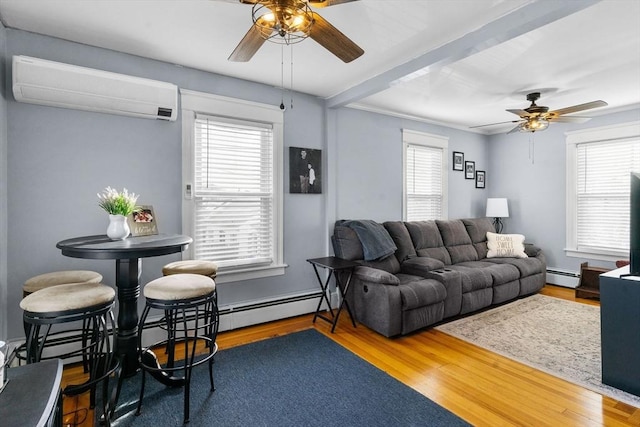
[
  {"x1": 128, "y1": 205, "x2": 158, "y2": 236},
  {"x1": 476, "y1": 170, "x2": 486, "y2": 189},
  {"x1": 465, "y1": 161, "x2": 475, "y2": 179},
  {"x1": 453, "y1": 151, "x2": 464, "y2": 171}
]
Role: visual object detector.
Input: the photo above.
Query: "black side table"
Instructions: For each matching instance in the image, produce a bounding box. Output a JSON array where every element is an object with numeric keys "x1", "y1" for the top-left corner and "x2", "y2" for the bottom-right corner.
[{"x1": 307, "y1": 256, "x2": 359, "y2": 333}]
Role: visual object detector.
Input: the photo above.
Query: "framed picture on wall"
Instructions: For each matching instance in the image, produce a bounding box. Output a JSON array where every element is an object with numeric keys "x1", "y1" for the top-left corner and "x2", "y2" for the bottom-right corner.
[
  {"x1": 465, "y1": 161, "x2": 475, "y2": 179},
  {"x1": 128, "y1": 205, "x2": 158, "y2": 236},
  {"x1": 289, "y1": 147, "x2": 322, "y2": 194},
  {"x1": 476, "y1": 170, "x2": 486, "y2": 189},
  {"x1": 453, "y1": 151, "x2": 464, "y2": 171}
]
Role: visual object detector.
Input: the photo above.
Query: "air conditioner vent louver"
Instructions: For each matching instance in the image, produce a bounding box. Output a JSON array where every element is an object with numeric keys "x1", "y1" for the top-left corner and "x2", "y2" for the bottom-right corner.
[{"x1": 12, "y1": 55, "x2": 178, "y2": 121}]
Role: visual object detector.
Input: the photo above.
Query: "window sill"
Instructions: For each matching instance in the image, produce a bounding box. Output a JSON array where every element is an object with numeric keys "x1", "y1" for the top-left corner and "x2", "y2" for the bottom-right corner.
[
  {"x1": 565, "y1": 248, "x2": 628, "y2": 263},
  {"x1": 215, "y1": 263, "x2": 288, "y2": 284}
]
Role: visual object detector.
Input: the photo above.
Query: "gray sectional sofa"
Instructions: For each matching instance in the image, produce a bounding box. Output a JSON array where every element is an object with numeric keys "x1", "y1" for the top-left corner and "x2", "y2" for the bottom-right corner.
[{"x1": 331, "y1": 218, "x2": 546, "y2": 337}]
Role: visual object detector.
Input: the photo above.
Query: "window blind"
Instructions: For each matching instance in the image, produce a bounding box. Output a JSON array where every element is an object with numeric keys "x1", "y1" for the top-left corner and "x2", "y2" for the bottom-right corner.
[
  {"x1": 405, "y1": 143, "x2": 443, "y2": 221},
  {"x1": 193, "y1": 114, "x2": 274, "y2": 268},
  {"x1": 576, "y1": 138, "x2": 640, "y2": 252}
]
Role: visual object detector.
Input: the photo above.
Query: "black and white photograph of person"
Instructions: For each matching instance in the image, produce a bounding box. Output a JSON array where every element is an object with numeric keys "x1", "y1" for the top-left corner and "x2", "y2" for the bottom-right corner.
[{"x1": 289, "y1": 147, "x2": 322, "y2": 194}]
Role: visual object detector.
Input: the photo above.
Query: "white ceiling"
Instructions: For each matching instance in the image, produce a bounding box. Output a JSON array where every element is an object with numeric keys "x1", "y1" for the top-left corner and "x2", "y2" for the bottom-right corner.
[{"x1": 0, "y1": 0, "x2": 639, "y2": 134}]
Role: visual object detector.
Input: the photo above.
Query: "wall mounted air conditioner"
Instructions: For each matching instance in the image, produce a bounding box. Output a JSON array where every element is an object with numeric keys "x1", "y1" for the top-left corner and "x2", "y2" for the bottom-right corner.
[{"x1": 12, "y1": 55, "x2": 178, "y2": 121}]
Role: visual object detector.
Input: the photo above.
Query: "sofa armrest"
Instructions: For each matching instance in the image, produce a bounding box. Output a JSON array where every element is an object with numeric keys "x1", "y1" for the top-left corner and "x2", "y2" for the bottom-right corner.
[
  {"x1": 353, "y1": 266, "x2": 400, "y2": 286},
  {"x1": 400, "y1": 257, "x2": 446, "y2": 276},
  {"x1": 524, "y1": 243, "x2": 542, "y2": 258}
]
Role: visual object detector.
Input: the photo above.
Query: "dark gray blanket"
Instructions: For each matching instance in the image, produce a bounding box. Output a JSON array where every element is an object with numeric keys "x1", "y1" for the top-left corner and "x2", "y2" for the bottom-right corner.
[{"x1": 342, "y1": 220, "x2": 397, "y2": 261}]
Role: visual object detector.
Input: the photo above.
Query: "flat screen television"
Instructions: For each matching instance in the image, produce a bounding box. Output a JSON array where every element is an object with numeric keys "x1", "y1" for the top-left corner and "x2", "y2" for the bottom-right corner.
[{"x1": 630, "y1": 172, "x2": 640, "y2": 275}]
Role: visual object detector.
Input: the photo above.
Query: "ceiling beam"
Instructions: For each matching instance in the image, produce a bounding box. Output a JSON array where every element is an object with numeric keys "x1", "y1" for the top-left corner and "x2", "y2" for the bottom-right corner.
[{"x1": 325, "y1": 0, "x2": 602, "y2": 109}]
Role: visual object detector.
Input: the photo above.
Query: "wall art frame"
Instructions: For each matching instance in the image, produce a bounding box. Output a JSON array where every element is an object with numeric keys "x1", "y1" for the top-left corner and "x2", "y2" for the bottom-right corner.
[
  {"x1": 476, "y1": 170, "x2": 486, "y2": 189},
  {"x1": 289, "y1": 147, "x2": 322, "y2": 194},
  {"x1": 453, "y1": 151, "x2": 464, "y2": 171},
  {"x1": 465, "y1": 161, "x2": 475, "y2": 179}
]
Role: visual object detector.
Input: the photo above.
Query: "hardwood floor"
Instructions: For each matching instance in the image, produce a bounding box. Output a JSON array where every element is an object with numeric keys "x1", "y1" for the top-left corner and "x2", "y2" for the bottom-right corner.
[{"x1": 61, "y1": 285, "x2": 640, "y2": 426}]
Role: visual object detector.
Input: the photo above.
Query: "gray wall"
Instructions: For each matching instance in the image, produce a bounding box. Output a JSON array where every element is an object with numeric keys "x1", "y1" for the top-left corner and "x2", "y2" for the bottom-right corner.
[
  {"x1": 331, "y1": 107, "x2": 490, "y2": 222},
  {"x1": 489, "y1": 108, "x2": 640, "y2": 272},
  {"x1": 0, "y1": 20, "x2": 7, "y2": 343}
]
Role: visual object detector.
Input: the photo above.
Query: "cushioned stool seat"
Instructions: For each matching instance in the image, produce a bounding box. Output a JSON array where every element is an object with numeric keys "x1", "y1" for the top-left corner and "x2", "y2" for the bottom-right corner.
[
  {"x1": 162, "y1": 260, "x2": 218, "y2": 279},
  {"x1": 20, "y1": 282, "x2": 121, "y2": 425},
  {"x1": 20, "y1": 282, "x2": 115, "y2": 314},
  {"x1": 23, "y1": 270, "x2": 103, "y2": 297},
  {"x1": 137, "y1": 274, "x2": 219, "y2": 424}
]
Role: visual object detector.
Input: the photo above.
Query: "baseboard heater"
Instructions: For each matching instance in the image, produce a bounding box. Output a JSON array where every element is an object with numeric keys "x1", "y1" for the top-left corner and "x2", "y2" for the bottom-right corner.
[
  {"x1": 546, "y1": 267, "x2": 580, "y2": 288},
  {"x1": 8, "y1": 289, "x2": 330, "y2": 366}
]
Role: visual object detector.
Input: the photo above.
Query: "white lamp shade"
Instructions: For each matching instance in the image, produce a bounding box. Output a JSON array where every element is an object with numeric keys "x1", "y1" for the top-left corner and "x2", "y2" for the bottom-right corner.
[{"x1": 486, "y1": 198, "x2": 509, "y2": 218}]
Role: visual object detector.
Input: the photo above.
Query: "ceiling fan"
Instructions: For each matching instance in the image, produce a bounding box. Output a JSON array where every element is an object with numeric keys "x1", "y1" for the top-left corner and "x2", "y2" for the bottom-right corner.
[
  {"x1": 472, "y1": 92, "x2": 608, "y2": 134},
  {"x1": 228, "y1": 0, "x2": 364, "y2": 63}
]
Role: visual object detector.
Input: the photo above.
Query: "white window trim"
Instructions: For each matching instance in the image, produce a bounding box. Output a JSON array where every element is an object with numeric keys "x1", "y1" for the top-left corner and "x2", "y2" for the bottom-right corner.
[
  {"x1": 402, "y1": 129, "x2": 449, "y2": 221},
  {"x1": 565, "y1": 121, "x2": 640, "y2": 261},
  {"x1": 181, "y1": 89, "x2": 286, "y2": 283}
]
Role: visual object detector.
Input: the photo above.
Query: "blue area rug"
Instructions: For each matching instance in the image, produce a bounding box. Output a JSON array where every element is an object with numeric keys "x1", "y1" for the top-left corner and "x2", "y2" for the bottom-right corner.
[{"x1": 112, "y1": 329, "x2": 469, "y2": 426}]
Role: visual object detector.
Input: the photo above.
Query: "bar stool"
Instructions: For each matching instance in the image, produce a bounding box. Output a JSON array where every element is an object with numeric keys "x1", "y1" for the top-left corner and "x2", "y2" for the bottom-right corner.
[
  {"x1": 162, "y1": 260, "x2": 218, "y2": 301},
  {"x1": 21, "y1": 270, "x2": 103, "y2": 369},
  {"x1": 20, "y1": 282, "x2": 121, "y2": 425},
  {"x1": 136, "y1": 273, "x2": 219, "y2": 424}
]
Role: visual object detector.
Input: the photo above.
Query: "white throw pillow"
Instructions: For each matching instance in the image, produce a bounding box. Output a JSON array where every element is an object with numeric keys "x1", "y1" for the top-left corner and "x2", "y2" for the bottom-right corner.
[{"x1": 486, "y1": 231, "x2": 528, "y2": 259}]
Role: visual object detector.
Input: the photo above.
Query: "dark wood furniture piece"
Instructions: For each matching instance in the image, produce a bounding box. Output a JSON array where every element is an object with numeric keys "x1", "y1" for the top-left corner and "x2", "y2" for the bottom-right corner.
[
  {"x1": 56, "y1": 233, "x2": 192, "y2": 376},
  {"x1": 600, "y1": 266, "x2": 640, "y2": 397},
  {"x1": 575, "y1": 262, "x2": 610, "y2": 299},
  {"x1": 0, "y1": 359, "x2": 63, "y2": 427},
  {"x1": 307, "y1": 256, "x2": 358, "y2": 333}
]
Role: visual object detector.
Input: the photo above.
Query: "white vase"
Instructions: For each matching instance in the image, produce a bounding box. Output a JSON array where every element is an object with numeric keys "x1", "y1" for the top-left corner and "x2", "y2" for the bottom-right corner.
[{"x1": 107, "y1": 214, "x2": 130, "y2": 240}]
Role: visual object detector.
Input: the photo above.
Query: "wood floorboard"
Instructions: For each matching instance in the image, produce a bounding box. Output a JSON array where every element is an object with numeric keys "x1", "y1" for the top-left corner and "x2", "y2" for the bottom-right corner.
[{"x1": 60, "y1": 285, "x2": 640, "y2": 426}]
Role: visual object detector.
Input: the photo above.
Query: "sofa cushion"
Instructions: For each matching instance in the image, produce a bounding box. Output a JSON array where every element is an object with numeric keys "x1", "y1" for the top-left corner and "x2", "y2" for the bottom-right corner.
[
  {"x1": 486, "y1": 232, "x2": 528, "y2": 258},
  {"x1": 447, "y1": 265, "x2": 492, "y2": 293},
  {"x1": 405, "y1": 221, "x2": 452, "y2": 265},
  {"x1": 436, "y1": 220, "x2": 478, "y2": 264},
  {"x1": 384, "y1": 221, "x2": 417, "y2": 263},
  {"x1": 332, "y1": 225, "x2": 364, "y2": 261},
  {"x1": 362, "y1": 254, "x2": 401, "y2": 274},
  {"x1": 396, "y1": 276, "x2": 446, "y2": 310},
  {"x1": 462, "y1": 218, "x2": 495, "y2": 259},
  {"x1": 486, "y1": 257, "x2": 545, "y2": 277}
]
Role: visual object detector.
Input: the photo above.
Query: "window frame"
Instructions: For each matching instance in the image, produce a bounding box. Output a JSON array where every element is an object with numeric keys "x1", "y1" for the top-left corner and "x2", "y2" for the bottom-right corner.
[
  {"x1": 402, "y1": 129, "x2": 449, "y2": 221},
  {"x1": 565, "y1": 121, "x2": 640, "y2": 261},
  {"x1": 181, "y1": 89, "x2": 285, "y2": 283}
]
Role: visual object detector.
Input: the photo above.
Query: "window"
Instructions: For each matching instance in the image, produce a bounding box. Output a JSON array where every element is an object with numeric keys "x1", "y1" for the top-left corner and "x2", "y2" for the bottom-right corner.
[
  {"x1": 566, "y1": 121, "x2": 640, "y2": 261},
  {"x1": 402, "y1": 129, "x2": 448, "y2": 221},
  {"x1": 182, "y1": 90, "x2": 285, "y2": 283}
]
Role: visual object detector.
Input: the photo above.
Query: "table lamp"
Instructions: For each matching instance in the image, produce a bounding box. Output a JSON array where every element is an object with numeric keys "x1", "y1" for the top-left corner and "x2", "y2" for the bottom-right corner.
[{"x1": 486, "y1": 198, "x2": 509, "y2": 233}]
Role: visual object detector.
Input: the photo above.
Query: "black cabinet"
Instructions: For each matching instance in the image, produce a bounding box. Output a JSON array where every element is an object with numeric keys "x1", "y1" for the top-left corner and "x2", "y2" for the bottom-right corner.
[
  {"x1": 0, "y1": 359, "x2": 63, "y2": 427},
  {"x1": 600, "y1": 267, "x2": 640, "y2": 397}
]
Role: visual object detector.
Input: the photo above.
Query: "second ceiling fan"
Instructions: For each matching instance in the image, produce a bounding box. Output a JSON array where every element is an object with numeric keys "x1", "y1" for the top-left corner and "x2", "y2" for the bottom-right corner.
[
  {"x1": 228, "y1": 0, "x2": 364, "y2": 63},
  {"x1": 472, "y1": 92, "x2": 608, "y2": 134}
]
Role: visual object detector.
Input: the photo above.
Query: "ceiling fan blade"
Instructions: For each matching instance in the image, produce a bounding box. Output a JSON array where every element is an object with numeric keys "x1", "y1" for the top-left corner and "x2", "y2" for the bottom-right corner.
[
  {"x1": 547, "y1": 116, "x2": 591, "y2": 123},
  {"x1": 309, "y1": 0, "x2": 358, "y2": 7},
  {"x1": 506, "y1": 109, "x2": 531, "y2": 118},
  {"x1": 548, "y1": 100, "x2": 608, "y2": 116},
  {"x1": 309, "y1": 12, "x2": 364, "y2": 63},
  {"x1": 228, "y1": 24, "x2": 269, "y2": 62},
  {"x1": 469, "y1": 119, "x2": 521, "y2": 129}
]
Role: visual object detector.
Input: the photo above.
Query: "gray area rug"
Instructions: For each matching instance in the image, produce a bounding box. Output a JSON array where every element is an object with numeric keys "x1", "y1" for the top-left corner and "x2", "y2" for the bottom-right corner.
[{"x1": 435, "y1": 294, "x2": 640, "y2": 407}]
